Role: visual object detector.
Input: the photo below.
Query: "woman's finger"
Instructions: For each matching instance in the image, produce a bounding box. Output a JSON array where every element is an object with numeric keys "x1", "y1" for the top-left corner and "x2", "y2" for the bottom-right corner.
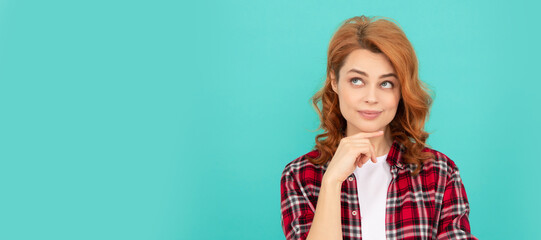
[
  {"x1": 350, "y1": 143, "x2": 370, "y2": 165},
  {"x1": 369, "y1": 142, "x2": 378, "y2": 163},
  {"x1": 356, "y1": 152, "x2": 364, "y2": 167},
  {"x1": 355, "y1": 157, "x2": 362, "y2": 168},
  {"x1": 348, "y1": 130, "x2": 384, "y2": 140}
]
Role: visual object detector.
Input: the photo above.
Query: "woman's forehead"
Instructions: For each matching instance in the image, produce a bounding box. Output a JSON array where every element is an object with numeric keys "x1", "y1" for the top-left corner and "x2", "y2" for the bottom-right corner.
[{"x1": 341, "y1": 50, "x2": 396, "y2": 76}]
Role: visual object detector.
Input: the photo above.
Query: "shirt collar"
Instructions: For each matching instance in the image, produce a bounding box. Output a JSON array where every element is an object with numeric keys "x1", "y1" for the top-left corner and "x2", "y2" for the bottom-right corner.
[{"x1": 386, "y1": 138, "x2": 407, "y2": 170}]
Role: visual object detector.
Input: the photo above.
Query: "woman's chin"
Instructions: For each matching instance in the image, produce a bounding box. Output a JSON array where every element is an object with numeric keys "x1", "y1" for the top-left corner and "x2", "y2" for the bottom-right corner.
[{"x1": 355, "y1": 126, "x2": 385, "y2": 133}]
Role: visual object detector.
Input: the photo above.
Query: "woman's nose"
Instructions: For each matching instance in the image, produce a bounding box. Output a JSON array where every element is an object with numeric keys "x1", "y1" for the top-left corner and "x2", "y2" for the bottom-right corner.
[{"x1": 363, "y1": 86, "x2": 378, "y2": 103}]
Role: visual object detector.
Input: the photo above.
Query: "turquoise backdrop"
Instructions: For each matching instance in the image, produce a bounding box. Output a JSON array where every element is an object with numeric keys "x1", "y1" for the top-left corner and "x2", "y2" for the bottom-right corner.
[{"x1": 1, "y1": 0, "x2": 539, "y2": 239}]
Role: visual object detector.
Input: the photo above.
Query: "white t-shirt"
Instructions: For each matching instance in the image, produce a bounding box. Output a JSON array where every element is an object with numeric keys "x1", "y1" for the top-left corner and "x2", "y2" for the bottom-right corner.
[{"x1": 353, "y1": 154, "x2": 392, "y2": 240}]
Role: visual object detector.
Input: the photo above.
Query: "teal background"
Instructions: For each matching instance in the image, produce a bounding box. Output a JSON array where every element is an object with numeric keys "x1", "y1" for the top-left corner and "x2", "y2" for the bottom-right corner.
[{"x1": 1, "y1": 0, "x2": 539, "y2": 239}]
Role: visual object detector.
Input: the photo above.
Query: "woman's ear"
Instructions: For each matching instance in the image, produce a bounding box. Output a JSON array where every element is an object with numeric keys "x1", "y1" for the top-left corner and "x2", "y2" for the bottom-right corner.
[{"x1": 330, "y1": 71, "x2": 338, "y2": 94}]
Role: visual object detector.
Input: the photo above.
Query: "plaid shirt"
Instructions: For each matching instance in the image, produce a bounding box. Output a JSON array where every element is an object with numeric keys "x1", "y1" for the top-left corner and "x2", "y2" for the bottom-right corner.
[{"x1": 280, "y1": 139, "x2": 477, "y2": 240}]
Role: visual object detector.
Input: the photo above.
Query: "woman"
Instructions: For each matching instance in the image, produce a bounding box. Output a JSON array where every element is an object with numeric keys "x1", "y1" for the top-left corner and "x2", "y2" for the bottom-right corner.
[{"x1": 280, "y1": 16, "x2": 477, "y2": 240}]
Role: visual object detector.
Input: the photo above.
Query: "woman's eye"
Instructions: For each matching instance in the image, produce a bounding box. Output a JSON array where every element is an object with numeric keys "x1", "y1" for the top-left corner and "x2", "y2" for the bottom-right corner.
[
  {"x1": 381, "y1": 81, "x2": 394, "y2": 88},
  {"x1": 350, "y1": 78, "x2": 363, "y2": 85},
  {"x1": 350, "y1": 79, "x2": 394, "y2": 88}
]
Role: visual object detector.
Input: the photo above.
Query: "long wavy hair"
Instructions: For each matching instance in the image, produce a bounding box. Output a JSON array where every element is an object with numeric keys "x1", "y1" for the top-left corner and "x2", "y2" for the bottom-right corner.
[{"x1": 306, "y1": 15, "x2": 435, "y2": 177}]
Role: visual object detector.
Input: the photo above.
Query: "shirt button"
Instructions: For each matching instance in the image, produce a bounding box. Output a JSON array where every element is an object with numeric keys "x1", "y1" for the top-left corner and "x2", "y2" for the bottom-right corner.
[
  {"x1": 348, "y1": 177, "x2": 354, "y2": 182},
  {"x1": 352, "y1": 210, "x2": 357, "y2": 216}
]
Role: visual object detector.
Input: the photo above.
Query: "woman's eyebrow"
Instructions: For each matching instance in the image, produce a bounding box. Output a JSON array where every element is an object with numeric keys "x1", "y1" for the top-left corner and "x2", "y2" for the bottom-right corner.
[{"x1": 347, "y1": 68, "x2": 397, "y2": 79}]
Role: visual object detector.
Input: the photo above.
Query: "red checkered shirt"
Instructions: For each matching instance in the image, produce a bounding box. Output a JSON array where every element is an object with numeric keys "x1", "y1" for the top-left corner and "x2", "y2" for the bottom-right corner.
[{"x1": 280, "y1": 139, "x2": 477, "y2": 240}]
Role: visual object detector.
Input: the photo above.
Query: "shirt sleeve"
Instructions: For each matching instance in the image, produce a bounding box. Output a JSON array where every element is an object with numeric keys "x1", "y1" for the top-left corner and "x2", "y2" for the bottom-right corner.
[
  {"x1": 280, "y1": 170, "x2": 315, "y2": 240},
  {"x1": 437, "y1": 169, "x2": 478, "y2": 240}
]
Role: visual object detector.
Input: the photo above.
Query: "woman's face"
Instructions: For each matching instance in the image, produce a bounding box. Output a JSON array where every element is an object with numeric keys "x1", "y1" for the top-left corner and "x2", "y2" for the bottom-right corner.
[{"x1": 331, "y1": 48, "x2": 401, "y2": 136}]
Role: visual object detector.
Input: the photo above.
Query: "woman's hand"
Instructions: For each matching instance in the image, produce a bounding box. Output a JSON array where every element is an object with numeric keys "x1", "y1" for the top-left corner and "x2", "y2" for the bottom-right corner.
[{"x1": 322, "y1": 130, "x2": 384, "y2": 185}]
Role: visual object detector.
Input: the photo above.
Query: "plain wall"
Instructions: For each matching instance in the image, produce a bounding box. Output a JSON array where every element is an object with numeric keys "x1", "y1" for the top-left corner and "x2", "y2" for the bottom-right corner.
[{"x1": 1, "y1": 0, "x2": 539, "y2": 239}]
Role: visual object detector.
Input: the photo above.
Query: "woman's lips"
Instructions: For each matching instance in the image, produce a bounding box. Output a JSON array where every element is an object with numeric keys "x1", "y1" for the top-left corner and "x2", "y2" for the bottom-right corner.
[{"x1": 358, "y1": 111, "x2": 382, "y2": 120}]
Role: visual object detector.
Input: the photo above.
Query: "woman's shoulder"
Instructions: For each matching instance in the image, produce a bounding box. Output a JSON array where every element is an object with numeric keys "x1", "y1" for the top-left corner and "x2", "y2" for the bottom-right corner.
[
  {"x1": 281, "y1": 149, "x2": 325, "y2": 179},
  {"x1": 420, "y1": 146, "x2": 461, "y2": 175}
]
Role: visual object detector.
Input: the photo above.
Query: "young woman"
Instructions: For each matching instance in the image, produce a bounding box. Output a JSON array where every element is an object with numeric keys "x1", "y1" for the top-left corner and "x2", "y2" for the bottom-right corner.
[{"x1": 280, "y1": 16, "x2": 477, "y2": 240}]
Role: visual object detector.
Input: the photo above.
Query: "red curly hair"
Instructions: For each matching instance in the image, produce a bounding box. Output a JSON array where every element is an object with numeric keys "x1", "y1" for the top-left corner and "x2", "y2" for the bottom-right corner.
[{"x1": 306, "y1": 15, "x2": 435, "y2": 177}]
